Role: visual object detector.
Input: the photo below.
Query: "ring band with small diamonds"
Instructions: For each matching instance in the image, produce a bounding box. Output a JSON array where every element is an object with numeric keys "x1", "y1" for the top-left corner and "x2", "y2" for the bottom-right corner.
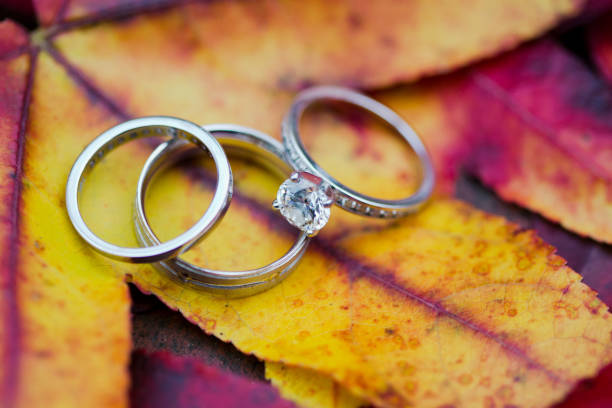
[
  {"x1": 277, "y1": 86, "x2": 435, "y2": 236},
  {"x1": 134, "y1": 124, "x2": 310, "y2": 297},
  {"x1": 66, "y1": 116, "x2": 233, "y2": 263}
]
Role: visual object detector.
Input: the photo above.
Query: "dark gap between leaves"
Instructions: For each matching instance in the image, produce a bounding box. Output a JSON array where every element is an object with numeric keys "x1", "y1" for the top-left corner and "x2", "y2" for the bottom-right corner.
[
  {"x1": 129, "y1": 284, "x2": 266, "y2": 382},
  {"x1": 556, "y1": 26, "x2": 598, "y2": 73},
  {"x1": 0, "y1": 0, "x2": 37, "y2": 30}
]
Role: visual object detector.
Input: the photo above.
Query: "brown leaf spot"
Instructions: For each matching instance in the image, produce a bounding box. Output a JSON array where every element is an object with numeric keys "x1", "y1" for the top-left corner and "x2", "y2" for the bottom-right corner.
[
  {"x1": 34, "y1": 239, "x2": 45, "y2": 251},
  {"x1": 292, "y1": 299, "x2": 303, "y2": 307},
  {"x1": 404, "y1": 380, "x2": 418, "y2": 395},
  {"x1": 318, "y1": 344, "x2": 332, "y2": 357},
  {"x1": 554, "y1": 300, "x2": 579, "y2": 319},
  {"x1": 547, "y1": 254, "x2": 565, "y2": 268},
  {"x1": 346, "y1": 372, "x2": 371, "y2": 395},
  {"x1": 391, "y1": 334, "x2": 406, "y2": 349},
  {"x1": 381, "y1": 393, "x2": 404, "y2": 407},
  {"x1": 379, "y1": 35, "x2": 396, "y2": 48},
  {"x1": 408, "y1": 337, "x2": 421, "y2": 349},
  {"x1": 516, "y1": 257, "x2": 533, "y2": 271},
  {"x1": 202, "y1": 318, "x2": 216, "y2": 331},
  {"x1": 483, "y1": 396, "x2": 496, "y2": 408},
  {"x1": 507, "y1": 308, "x2": 518, "y2": 317},
  {"x1": 314, "y1": 289, "x2": 328, "y2": 300},
  {"x1": 473, "y1": 262, "x2": 491, "y2": 276},
  {"x1": 385, "y1": 327, "x2": 396, "y2": 335},
  {"x1": 297, "y1": 330, "x2": 310, "y2": 341},
  {"x1": 397, "y1": 361, "x2": 416, "y2": 376},
  {"x1": 472, "y1": 240, "x2": 488, "y2": 257},
  {"x1": 424, "y1": 390, "x2": 436, "y2": 399},
  {"x1": 35, "y1": 350, "x2": 53, "y2": 359},
  {"x1": 458, "y1": 373, "x2": 473, "y2": 385},
  {"x1": 495, "y1": 385, "x2": 514, "y2": 401},
  {"x1": 586, "y1": 298, "x2": 603, "y2": 315},
  {"x1": 333, "y1": 329, "x2": 352, "y2": 343},
  {"x1": 347, "y1": 12, "x2": 363, "y2": 29}
]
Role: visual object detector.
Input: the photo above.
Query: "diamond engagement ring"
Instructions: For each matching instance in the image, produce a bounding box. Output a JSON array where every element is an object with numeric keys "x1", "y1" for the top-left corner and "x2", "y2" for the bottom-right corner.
[
  {"x1": 66, "y1": 116, "x2": 233, "y2": 263},
  {"x1": 133, "y1": 124, "x2": 310, "y2": 297},
  {"x1": 278, "y1": 86, "x2": 435, "y2": 236}
]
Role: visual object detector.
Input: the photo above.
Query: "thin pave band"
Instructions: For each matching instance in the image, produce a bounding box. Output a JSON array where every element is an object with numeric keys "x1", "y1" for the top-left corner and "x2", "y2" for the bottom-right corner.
[{"x1": 282, "y1": 85, "x2": 435, "y2": 219}]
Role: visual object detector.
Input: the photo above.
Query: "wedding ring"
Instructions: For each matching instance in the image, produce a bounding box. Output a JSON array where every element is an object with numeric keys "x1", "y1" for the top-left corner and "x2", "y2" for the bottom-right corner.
[
  {"x1": 279, "y1": 85, "x2": 435, "y2": 235},
  {"x1": 134, "y1": 124, "x2": 309, "y2": 297},
  {"x1": 66, "y1": 117, "x2": 233, "y2": 263}
]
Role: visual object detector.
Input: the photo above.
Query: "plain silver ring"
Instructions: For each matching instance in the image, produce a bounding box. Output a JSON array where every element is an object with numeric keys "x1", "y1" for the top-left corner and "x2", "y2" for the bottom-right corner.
[
  {"x1": 134, "y1": 124, "x2": 310, "y2": 297},
  {"x1": 282, "y1": 85, "x2": 435, "y2": 218},
  {"x1": 65, "y1": 116, "x2": 233, "y2": 263}
]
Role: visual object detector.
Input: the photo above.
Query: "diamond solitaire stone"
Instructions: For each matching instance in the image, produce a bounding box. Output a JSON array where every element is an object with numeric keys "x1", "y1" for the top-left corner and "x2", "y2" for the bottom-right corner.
[{"x1": 274, "y1": 172, "x2": 334, "y2": 236}]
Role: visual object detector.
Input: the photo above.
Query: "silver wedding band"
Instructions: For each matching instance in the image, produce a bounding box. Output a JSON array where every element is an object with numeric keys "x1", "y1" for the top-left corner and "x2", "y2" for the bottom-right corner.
[
  {"x1": 65, "y1": 87, "x2": 435, "y2": 296},
  {"x1": 65, "y1": 117, "x2": 232, "y2": 263},
  {"x1": 134, "y1": 124, "x2": 309, "y2": 297}
]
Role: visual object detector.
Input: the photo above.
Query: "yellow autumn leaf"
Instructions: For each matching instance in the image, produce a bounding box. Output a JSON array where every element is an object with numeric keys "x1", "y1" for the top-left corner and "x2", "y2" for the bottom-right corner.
[
  {"x1": 266, "y1": 362, "x2": 367, "y2": 408},
  {"x1": 0, "y1": 23, "x2": 130, "y2": 408}
]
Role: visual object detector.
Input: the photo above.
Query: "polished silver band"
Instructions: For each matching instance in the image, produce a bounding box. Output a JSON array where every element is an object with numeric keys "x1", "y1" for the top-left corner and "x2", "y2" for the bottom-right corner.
[
  {"x1": 282, "y1": 85, "x2": 435, "y2": 218},
  {"x1": 66, "y1": 116, "x2": 233, "y2": 263},
  {"x1": 134, "y1": 124, "x2": 310, "y2": 297}
]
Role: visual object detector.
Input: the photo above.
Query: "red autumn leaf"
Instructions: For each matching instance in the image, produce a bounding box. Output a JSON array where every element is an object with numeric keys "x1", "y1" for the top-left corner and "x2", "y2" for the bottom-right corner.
[
  {"x1": 130, "y1": 350, "x2": 294, "y2": 408},
  {"x1": 554, "y1": 362, "x2": 612, "y2": 408},
  {"x1": 30, "y1": 0, "x2": 612, "y2": 29},
  {"x1": 374, "y1": 40, "x2": 612, "y2": 243},
  {"x1": 589, "y1": 11, "x2": 612, "y2": 84},
  {"x1": 567, "y1": 0, "x2": 612, "y2": 26},
  {"x1": 0, "y1": 19, "x2": 28, "y2": 57},
  {"x1": 0, "y1": 19, "x2": 30, "y2": 408}
]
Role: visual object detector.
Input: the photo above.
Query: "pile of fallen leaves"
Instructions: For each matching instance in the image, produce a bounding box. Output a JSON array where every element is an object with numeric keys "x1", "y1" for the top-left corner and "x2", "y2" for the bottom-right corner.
[{"x1": 1, "y1": 0, "x2": 612, "y2": 407}]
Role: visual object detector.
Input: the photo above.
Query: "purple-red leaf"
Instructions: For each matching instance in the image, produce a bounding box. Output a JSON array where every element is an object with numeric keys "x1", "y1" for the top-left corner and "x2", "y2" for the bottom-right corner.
[
  {"x1": 376, "y1": 40, "x2": 612, "y2": 243},
  {"x1": 130, "y1": 350, "x2": 294, "y2": 408},
  {"x1": 555, "y1": 362, "x2": 612, "y2": 408},
  {"x1": 589, "y1": 11, "x2": 612, "y2": 84}
]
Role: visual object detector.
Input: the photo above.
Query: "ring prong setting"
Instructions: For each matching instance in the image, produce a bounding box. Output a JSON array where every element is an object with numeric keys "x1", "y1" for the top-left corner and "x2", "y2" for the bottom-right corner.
[{"x1": 275, "y1": 171, "x2": 334, "y2": 236}]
